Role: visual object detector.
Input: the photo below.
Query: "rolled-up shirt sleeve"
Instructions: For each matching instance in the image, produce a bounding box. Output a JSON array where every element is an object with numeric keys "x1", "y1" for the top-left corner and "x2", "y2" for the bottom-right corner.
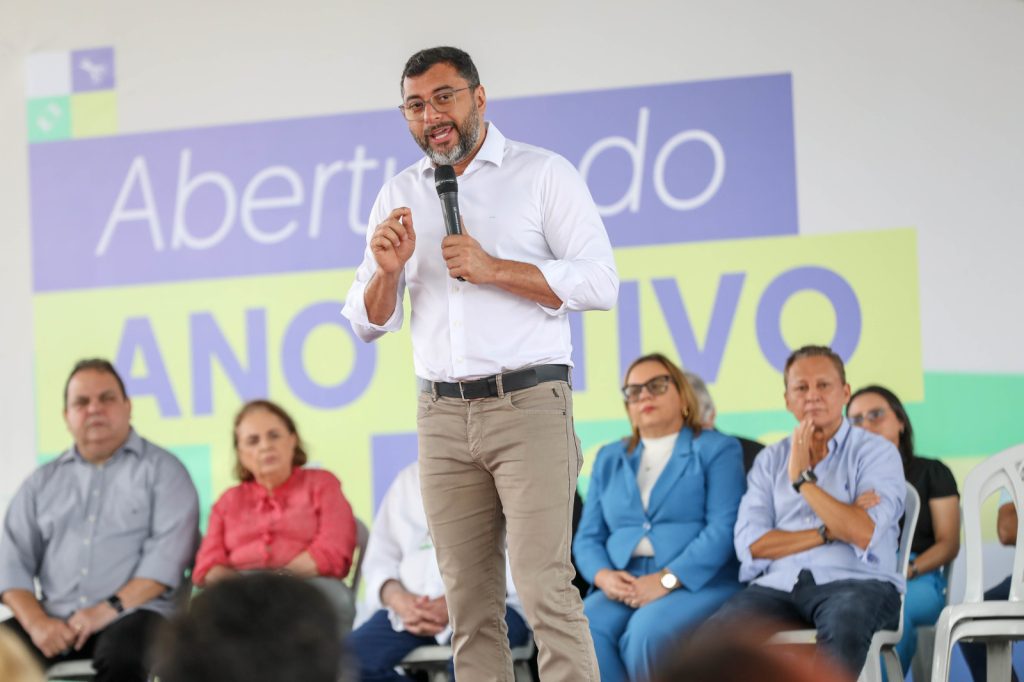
[
  {"x1": 536, "y1": 155, "x2": 619, "y2": 315},
  {"x1": 305, "y1": 472, "x2": 357, "y2": 579},
  {"x1": 341, "y1": 189, "x2": 406, "y2": 341},
  {"x1": 734, "y1": 447, "x2": 780, "y2": 582},
  {"x1": 133, "y1": 454, "x2": 200, "y2": 590},
  {"x1": 0, "y1": 476, "x2": 43, "y2": 596},
  {"x1": 852, "y1": 439, "x2": 906, "y2": 563}
]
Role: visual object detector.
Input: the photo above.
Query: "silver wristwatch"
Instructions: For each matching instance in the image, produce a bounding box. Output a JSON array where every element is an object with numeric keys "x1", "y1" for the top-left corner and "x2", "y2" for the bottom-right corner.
[{"x1": 792, "y1": 467, "x2": 818, "y2": 493}]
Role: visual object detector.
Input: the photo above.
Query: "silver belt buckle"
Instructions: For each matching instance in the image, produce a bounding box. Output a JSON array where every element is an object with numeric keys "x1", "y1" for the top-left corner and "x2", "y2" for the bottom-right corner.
[{"x1": 458, "y1": 381, "x2": 467, "y2": 400}]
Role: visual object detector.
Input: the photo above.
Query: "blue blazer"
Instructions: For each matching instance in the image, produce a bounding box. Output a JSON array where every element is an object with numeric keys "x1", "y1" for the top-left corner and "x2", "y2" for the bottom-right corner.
[{"x1": 573, "y1": 427, "x2": 746, "y2": 591}]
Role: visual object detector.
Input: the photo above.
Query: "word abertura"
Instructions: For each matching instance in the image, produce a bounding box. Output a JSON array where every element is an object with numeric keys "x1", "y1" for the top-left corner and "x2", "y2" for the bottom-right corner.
[{"x1": 95, "y1": 145, "x2": 397, "y2": 255}]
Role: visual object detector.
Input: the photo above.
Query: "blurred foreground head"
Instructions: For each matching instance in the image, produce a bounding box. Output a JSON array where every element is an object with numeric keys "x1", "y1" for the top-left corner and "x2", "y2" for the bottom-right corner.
[
  {"x1": 649, "y1": 620, "x2": 853, "y2": 682},
  {"x1": 156, "y1": 573, "x2": 344, "y2": 682}
]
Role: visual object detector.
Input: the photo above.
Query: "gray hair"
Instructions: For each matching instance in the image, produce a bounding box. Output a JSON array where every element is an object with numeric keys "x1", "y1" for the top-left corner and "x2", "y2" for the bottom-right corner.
[{"x1": 683, "y1": 371, "x2": 716, "y2": 426}]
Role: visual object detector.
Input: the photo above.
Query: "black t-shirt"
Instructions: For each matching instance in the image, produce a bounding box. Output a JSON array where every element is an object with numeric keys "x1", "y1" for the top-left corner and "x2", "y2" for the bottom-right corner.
[{"x1": 905, "y1": 455, "x2": 959, "y2": 555}]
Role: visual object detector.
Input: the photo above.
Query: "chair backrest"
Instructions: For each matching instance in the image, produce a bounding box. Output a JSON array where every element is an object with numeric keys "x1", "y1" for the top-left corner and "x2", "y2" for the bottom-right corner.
[
  {"x1": 886, "y1": 482, "x2": 921, "y2": 640},
  {"x1": 959, "y1": 443, "x2": 1024, "y2": 603},
  {"x1": 901, "y1": 482, "x2": 922, "y2": 580},
  {"x1": 941, "y1": 559, "x2": 956, "y2": 605},
  {"x1": 349, "y1": 517, "x2": 370, "y2": 593}
]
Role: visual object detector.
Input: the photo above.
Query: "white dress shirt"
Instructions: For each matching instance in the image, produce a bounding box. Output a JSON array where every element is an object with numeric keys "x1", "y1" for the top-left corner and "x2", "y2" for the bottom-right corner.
[
  {"x1": 342, "y1": 123, "x2": 619, "y2": 382},
  {"x1": 355, "y1": 462, "x2": 525, "y2": 644},
  {"x1": 632, "y1": 432, "x2": 678, "y2": 557}
]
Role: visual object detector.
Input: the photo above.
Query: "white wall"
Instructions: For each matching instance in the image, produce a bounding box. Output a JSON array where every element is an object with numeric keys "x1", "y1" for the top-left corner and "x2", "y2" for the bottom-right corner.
[{"x1": 1, "y1": 0, "x2": 1022, "y2": 495}]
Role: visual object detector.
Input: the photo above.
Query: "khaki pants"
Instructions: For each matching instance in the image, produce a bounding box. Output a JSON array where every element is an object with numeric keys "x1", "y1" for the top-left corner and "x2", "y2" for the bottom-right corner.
[{"x1": 417, "y1": 380, "x2": 599, "y2": 682}]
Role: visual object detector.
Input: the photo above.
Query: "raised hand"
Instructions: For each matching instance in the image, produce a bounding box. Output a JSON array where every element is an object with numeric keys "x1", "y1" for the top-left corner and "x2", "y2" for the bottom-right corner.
[
  {"x1": 788, "y1": 417, "x2": 815, "y2": 484},
  {"x1": 370, "y1": 207, "x2": 417, "y2": 275}
]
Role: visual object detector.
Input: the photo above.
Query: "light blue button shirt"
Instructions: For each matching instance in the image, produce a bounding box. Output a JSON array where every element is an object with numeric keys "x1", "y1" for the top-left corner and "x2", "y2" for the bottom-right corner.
[
  {"x1": 734, "y1": 419, "x2": 907, "y2": 592},
  {"x1": 0, "y1": 430, "x2": 200, "y2": 619}
]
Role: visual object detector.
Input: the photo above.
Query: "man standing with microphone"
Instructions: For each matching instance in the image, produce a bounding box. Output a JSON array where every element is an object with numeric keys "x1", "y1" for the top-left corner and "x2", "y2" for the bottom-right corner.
[{"x1": 342, "y1": 47, "x2": 616, "y2": 681}]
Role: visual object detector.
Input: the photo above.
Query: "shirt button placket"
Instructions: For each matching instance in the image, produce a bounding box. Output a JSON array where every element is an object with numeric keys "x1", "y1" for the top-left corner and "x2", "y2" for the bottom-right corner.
[
  {"x1": 80, "y1": 466, "x2": 104, "y2": 608},
  {"x1": 450, "y1": 281, "x2": 467, "y2": 373}
]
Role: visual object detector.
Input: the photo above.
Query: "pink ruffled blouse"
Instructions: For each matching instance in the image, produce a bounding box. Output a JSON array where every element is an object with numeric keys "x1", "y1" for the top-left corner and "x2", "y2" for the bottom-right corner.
[{"x1": 193, "y1": 467, "x2": 356, "y2": 586}]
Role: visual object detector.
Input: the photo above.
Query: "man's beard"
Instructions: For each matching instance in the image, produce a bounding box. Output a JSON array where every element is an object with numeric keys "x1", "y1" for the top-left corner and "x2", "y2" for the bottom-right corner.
[{"x1": 415, "y1": 105, "x2": 482, "y2": 166}]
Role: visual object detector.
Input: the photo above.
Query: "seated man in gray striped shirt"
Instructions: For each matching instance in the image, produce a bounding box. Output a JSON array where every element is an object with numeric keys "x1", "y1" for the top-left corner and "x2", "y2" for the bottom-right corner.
[{"x1": 0, "y1": 358, "x2": 200, "y2": 682}]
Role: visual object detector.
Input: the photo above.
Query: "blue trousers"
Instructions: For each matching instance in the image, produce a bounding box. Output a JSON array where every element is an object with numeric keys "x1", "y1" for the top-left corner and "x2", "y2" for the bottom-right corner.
[
  {"x1": 713, "y1": 569, "x2": 901, "y2": 676},
  {"x1": 894, "y1": 568, "x2": 947, "y2": 673},
  {"x1": 348, "y1": 607, "x2": 530, "y2": 682},
  {"x1": 583, "y1": 556, "x2": 742, "y2": 682},
  {"x1": 961, "y1": 576, "x2": 1019, "y2": 682}
]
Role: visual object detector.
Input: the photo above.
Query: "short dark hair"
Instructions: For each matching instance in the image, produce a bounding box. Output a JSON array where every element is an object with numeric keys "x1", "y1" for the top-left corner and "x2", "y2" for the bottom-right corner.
[
  {"x1": 63, "y1": 358, "x2": 128, "y2": 408},
  {"x1": 783, "y1": 345, "x2": 846, "y2": 389},
  {"x1": 848, "y1": 384, "x2": 916, "y2": 464},
  {"x1": 400, "y1": 46, "x2": 480, "y2": 94},
  {"x1": 232, "y1": 399, "x2": 309, "y2": 481},
  {"x1": 155, "y1": 573, "x2": 343, "y2": 682}
]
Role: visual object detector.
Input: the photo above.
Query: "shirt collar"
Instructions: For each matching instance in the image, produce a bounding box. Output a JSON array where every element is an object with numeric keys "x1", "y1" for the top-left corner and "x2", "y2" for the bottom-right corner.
[
  {"x1": 59, "y1": 428, "x2": 143, "y2": 465},
  {"x1": 418, "y1": 121, "x2": 506, "y2": 177}
]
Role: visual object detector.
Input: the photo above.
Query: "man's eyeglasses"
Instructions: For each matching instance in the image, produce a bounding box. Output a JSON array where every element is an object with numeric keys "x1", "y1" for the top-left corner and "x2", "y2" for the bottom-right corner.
[
  {"x1": 849, "y1": 407, "x2": 888, "y2": 427},
  {"x1": 398, "y1": 87, "x2": 473, "y2": 121},
  {"x1": 621, "y1": 375, "x2": 675, "y2": 403}
]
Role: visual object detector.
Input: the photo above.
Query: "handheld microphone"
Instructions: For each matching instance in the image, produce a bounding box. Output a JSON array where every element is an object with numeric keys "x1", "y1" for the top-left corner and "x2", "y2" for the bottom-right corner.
[{"x1": 434, "y1": 165, "x2": 465, "y2": 281}]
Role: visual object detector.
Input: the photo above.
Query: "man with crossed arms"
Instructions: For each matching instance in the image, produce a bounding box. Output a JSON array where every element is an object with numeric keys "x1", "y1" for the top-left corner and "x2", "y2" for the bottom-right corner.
[{"x1": 713, "y1": 345, "x2": 906, "y2": 676}]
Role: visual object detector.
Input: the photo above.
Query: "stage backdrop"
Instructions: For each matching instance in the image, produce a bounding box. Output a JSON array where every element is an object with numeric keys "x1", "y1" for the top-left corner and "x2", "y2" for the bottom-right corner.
[{"x1": 25, "y1": 62, "x2": 931, "y2": 526}]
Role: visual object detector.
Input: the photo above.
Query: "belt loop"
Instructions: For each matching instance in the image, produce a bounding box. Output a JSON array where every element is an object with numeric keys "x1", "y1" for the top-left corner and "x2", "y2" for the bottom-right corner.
[
  {"x1": 566, "y1": 366, "x2": 573, "y2": 390},
  {"x1": 495, "y1": 372, "x2": 505, "y2": 398},
  {"x1": 431, "y1": 381, "x2": 438, "y2": 401}
]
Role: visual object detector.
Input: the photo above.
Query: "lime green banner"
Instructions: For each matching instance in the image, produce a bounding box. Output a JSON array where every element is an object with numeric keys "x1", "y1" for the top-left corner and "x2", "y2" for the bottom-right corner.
[{"x1": 34, "y1": 228, "x2": 924, "y2": 525}]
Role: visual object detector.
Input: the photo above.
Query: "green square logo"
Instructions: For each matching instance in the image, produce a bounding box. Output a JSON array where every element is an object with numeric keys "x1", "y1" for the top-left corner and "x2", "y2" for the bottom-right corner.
[{"x1": 27, "y1": 96, "x2": 71, "y2": 142}]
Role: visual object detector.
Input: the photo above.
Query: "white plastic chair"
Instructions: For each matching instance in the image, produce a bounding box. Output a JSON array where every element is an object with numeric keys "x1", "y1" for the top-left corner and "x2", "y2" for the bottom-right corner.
[
  {"x1": 400, "y1": 637, "x2": 536, "y2": 682},
  {"x1": 911, "y1": 559, "x2": 956, "y2": 682},
  {"x1": 770, "y1": 481, "x2": 920, "y2": 682},
  {"x1": 45, "y1": 659, "x2": 96, "y2": 680},
  {"x1": 930, "y1": 443, "x2": 1024, "y2": 682},
  {"x1": 349, "y1": 517, "x2": 370, "y2": 593}
]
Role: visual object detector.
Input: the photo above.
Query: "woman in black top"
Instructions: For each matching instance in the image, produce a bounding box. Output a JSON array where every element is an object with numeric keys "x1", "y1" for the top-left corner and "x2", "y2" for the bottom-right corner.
[{"x1": 847, "y1": 385, "x2": 960, "y2": 674}]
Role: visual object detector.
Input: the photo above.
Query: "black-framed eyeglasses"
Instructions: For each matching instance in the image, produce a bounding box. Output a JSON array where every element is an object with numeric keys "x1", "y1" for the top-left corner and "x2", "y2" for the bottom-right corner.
[
  {"x1": 621, "y1": 375, "x2": 675, "y2": 403},
  {"x1": 849, "y1": 407, "x2": 888, "y2": 427},
  {"x1": 398, "y1": 87, "x2": 473, "y2": 121}
]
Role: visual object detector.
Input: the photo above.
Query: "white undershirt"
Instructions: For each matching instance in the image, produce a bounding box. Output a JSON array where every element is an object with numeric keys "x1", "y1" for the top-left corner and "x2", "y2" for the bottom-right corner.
[{"x1": 633, "y1": 432, "x2": 678, "y2": 557}]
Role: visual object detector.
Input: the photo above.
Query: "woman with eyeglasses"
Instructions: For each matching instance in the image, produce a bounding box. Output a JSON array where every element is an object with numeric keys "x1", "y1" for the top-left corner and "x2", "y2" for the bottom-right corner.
[
  {"x1": 847, "y1": 385, "x2": 960, "y2": 674},
  {"x1": 573, "y1": 353, "x2": 746, "y2": 682}
]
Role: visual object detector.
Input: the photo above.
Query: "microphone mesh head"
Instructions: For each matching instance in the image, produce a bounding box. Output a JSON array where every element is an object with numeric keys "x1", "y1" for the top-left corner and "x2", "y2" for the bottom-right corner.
[{"x1": 434, "y1": 165, "x2": 458, "y2": 196}]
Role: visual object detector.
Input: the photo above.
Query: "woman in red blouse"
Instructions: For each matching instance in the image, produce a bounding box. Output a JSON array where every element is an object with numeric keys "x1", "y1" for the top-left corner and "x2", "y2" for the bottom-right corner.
[{"x1": 192, "y1": 399, "x2": 358, "y2": 632}]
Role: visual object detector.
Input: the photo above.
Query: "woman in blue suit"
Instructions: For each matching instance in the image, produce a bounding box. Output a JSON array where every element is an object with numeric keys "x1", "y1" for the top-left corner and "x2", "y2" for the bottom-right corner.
[{"x1": 574, "y1": 353, "x2": 746, "y2": 682}]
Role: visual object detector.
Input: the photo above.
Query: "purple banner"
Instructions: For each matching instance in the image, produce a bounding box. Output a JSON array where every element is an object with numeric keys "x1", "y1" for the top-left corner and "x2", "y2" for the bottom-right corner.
[{"x1": 29, "y1": 74, "x2": 796, "y2": 292}]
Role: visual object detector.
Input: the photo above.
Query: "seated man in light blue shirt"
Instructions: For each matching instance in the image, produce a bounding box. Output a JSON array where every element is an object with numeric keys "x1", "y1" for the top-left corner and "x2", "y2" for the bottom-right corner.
[
  {"x1": 713, "y1": 345, "x2": 906, "y2": 676},
  {"x1": 0, "y1": 359, "x2": 200, "y2": 682}
]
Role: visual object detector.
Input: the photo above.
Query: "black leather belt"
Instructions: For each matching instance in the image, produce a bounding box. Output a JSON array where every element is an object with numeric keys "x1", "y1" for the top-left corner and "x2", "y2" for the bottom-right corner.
[{"x1": 419, "y1": 364, "x2": 570, "y2": 400}]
